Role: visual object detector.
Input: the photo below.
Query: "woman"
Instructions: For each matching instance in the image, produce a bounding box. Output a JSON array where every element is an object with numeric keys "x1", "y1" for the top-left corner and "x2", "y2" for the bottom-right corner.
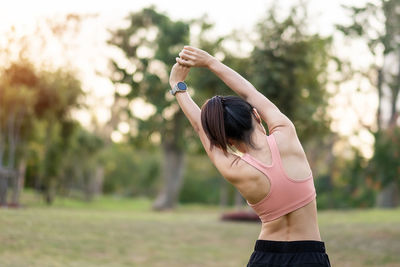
[{"x1": 169, "y1": 46, "x2": 331, "y2": 267}]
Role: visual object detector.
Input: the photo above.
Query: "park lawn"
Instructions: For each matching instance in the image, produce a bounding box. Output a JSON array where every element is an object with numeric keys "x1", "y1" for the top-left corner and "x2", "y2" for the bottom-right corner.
[{"x1": 0, "y1": 197, "x2": 400, "y2": 267}]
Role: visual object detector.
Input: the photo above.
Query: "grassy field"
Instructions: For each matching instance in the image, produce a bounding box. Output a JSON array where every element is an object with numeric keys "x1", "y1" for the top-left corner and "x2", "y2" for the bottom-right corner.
[{"x1": 0, "y1": 195, "x2": 400, "y2": 267}]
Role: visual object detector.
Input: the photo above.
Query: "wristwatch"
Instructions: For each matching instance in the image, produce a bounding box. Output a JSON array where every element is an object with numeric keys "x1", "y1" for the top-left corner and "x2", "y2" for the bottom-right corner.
[{"x1": 170, "y1": 81, "x2": 187, "y2": 96}]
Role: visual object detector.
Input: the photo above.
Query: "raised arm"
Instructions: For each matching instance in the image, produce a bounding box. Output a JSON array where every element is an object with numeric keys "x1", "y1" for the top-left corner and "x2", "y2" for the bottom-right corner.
[
  {"x1": 177, "y1": 46, "x2": 294, "y2": 133},
  {"x1": 169, "y1": 63, "x2": 243, "y2": 180}
]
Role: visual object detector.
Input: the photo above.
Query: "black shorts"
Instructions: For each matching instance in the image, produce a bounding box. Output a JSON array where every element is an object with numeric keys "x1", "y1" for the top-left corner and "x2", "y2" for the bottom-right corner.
[{"x1": 247, "y1": 240, "x2": 331, "y2": 267}]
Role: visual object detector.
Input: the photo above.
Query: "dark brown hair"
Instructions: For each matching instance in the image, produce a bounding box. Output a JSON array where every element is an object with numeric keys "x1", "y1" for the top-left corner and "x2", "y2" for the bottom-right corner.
[{"x1": 201, "y1": 95, "x2": 256, "y2": 152}]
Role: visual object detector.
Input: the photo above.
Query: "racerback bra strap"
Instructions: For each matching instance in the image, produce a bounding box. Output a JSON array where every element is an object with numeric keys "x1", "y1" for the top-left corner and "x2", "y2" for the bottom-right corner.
[
  {"x1": 266, "y1": 134, "x2": 284, "y2": 165},
  {"x1": 240, "y1": 134, "x2": 278, "y2": 173}
]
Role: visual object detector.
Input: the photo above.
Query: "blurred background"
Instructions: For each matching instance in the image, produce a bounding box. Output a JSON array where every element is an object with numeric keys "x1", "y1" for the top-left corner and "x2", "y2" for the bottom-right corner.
[{"x1": 0, "y1": 0, "x2": 399, "y2": 266}]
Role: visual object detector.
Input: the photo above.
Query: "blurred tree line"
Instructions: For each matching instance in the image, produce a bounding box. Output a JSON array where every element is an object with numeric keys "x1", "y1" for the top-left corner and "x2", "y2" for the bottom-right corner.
[
  {"x1": 332, "y1": 0, "x2": 400, "y2": 208},
  {"x1": 0, "y1": 15, "x2": 104, "y2": 205},
  {"x1": 107, "y1": 5, "x2": 332, "y2": 210},
  {"x1": 0, "y1": 1, "x2": 399, "y2": 209}
]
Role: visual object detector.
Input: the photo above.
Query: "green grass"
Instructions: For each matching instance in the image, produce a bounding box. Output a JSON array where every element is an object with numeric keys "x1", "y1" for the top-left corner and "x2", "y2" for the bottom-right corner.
[{"x1": 0, "y1": 194, "x2": 400, "y2": 266}]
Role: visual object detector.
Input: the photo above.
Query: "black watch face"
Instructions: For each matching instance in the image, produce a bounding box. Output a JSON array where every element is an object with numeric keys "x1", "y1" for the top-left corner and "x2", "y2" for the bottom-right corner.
[{"x1": 177, "y1": 82, "x2": 187, "y2": 90}]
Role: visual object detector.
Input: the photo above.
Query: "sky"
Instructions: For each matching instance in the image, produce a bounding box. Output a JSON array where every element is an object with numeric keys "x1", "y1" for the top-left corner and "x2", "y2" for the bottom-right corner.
[
  {"x1": 0, "y1": 0, "x2": 369, "y2": 36},
  {"x1": 0, "y1": 0, "x2": 376, "y2": 156}
]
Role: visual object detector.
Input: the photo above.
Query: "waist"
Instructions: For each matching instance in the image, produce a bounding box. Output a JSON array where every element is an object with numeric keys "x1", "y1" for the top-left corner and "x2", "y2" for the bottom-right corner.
[
  {"x1": 257, "y1": 200, "x2": 321, "y2": 241},
  {"x1": 251, "y1": 191, "x2": 316, "y2": 223},
  {"x1": 254, "y1": 240, "x2": 326, "y2": 253},
  {"x1": 258, "y1": 225, "x2": 322, "y2": 242}
]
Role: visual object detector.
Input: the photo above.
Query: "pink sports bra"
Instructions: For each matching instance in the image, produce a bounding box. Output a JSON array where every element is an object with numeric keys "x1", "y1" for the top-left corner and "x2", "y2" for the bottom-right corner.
[{"x1": 240, "y1": 133, "x2": 316, "y2": 223}]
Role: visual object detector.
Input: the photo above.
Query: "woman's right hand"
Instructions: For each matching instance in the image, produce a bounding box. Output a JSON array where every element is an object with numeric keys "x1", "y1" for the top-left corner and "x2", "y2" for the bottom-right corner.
[{"x1": 176, "y1": 46, "x2": 215, "y2": 68}]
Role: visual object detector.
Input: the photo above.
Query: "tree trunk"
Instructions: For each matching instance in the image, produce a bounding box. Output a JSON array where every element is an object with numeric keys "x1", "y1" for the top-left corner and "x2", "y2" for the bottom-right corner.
[
  {"x1": 41, "y1": 123, "x2": 54, "y2": 205},
  {"x1": 377, "y1": 67, "x2": 383, "y2": 130},
  {"x1": 0, "y1": 168, "x2": 16, "y2": 206},
  {"x1": 152, "y1": 141, "x2": 185, "y2": 210},
  {"x1": 44, "y1": 181, "x2": 55, "y2": 205},
  {"x1": 91, "y1": 165, "x2": 104, "y2": 197},
  {"x1": 376, "y1": 181, "x2": 399, "y2": 208},
  {"x1": 234, "y1": 190, "x2": 244, "y2": 208},
  {"x1": 219, "y1": 179, "x2": 229, "y2": 207},
  {"x1": 376, "y1": 49, "x2": 400, "y2": 208},
  {"x1": 11, "y1": 158, "x2": 27, "y2": 206},
  {"x1": 0, "y1": 168, "x2": 8, "y2": 206},
  {"x1": 388, "y1": 50, "x2": 400, "y2": 126}
]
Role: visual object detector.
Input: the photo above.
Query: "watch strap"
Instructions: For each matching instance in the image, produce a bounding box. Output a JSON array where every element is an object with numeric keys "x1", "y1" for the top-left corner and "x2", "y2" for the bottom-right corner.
[{"x1": 170, "y1": 82, "x2": 187, "y2": 96}]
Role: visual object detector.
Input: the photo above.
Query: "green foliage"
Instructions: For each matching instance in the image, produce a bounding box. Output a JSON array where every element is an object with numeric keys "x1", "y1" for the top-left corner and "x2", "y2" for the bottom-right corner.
[
  {"x1": 316, "y1": 151, "x2": 376, "y2": 209},
  {"x1": 250, "y1": 6, "x2": 332, "y2": 140},
  {"x1": 101, "y1": 144, "x2": 160, "y2": 196},
  {"x1": 179, "y1": 155, "x2": 221, "y2": 204},
  {"x1": 336, "y1": 2, "x2": 383, "y2": 54},
  {"x1": 108, "y1": 7, "x2": 191, "y2": 149},
  {"x1": 107, "y1": 6, "x2": 334, "y2": 207},
  {"x1": 0, "y1": 59, "x2": 91, "y2": 204},
  {"x1": 370, "y1": 127, "x2": 400, "y2": 188},
  {"x1": 57, "y1": 126, "x2": 104, "y2": 200},
  {"x1": 26, "y1": 121, "x2": 106, "y2": 202},
  {"x1": 0, "y1": 62, "x2": 38, "y2": 168},
  {"x1": 337, "y1": 1, "x2": 400, "y2": 56},
  {"x1": 32, "y1": 70, "x2": 83, "y2": 203},
  {"x1": 336, "y1": 0, "x2": 400, "y2": 207},
  {"x1": 34, "y1": 70, "x2": 83, "y2": 120},
  {"x1": 109, "y1": 8, "x2": 235, "y2": 152}
]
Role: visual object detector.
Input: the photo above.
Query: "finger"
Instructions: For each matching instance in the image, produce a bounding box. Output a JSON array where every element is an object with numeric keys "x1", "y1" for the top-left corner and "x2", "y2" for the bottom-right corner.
[
  {"x1": 176, "y1": 57, "x2": 190, "y2": 66},
  {"x1": 180, "y1": 50, "x2": 195, "y2": 57},
  {"x1": 177, "y1": 63, "x2": 189, "y2": 70},
  {"x1": 181, "y1": 49, "x2": 196, "y2": 57},
  {"x1": 176, "y1": 57, "x2": 193, "y2": 67},
  {"x1": 183, "y1": 45, "x2": 196, "y2": 52},
  {"x1": 179, "y1": 51, "x2": 195, "y2": 61},
  {"x1": 182, "y1": 47, "x2": 196, "y2": 54},
  {"x1": 180, "y1": 65, "x2": 190, "y2": 71},
  {"x1": 186, "y1": 46, "x2": 202, "y2": 54}
]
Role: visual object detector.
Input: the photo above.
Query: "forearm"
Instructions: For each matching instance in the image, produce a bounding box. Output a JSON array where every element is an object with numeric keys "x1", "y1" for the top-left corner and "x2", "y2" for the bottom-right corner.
[
  {"x1": 207, "y1": 58, "x2": 257, "y2": 101},
  {"x1": 175, "y1": 91, "x2": 201, "y2": 132},
  {"x1": 207, "y1": 58, "x2": 282, "y2": 119}
]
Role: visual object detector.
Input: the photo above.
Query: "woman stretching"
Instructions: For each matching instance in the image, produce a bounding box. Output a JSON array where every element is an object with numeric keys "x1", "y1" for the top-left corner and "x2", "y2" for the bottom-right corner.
[{"x1": 169, "y1": 46, "x2": 331, "y2": 267}]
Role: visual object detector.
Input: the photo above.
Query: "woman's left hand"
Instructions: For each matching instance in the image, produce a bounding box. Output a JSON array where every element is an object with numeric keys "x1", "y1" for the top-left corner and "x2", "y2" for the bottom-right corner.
[{"x1": 169, "y1": 63, "x2": 190, "y2": 88}]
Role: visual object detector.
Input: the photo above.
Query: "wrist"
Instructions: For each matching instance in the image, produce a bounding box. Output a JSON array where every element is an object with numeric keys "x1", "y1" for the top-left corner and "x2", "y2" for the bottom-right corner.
[
  {"x1": 169, "y1": 81, "x2": 182, "y2": 88},
  {"x1": 169, "y1": 81, "x2": 188, "y2": 96},
  {"x1": 207, "y1": 57, "x2": 219, "y2": 70}
]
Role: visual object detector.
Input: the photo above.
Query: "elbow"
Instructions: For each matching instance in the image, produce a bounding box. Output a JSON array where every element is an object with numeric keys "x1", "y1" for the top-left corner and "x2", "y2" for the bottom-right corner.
[
  {"x1": 194, "y1": 125, "x2": 201, "y2": 133},
  {"x1": 193, "y1": 122, "x2": 202, "y2": 133},
  {"x1": 242, "y1": 94, "x2": 251, "y2": 102},
  {"x1": 285, "y1": 118, "x2": 296, "y2": 131}
]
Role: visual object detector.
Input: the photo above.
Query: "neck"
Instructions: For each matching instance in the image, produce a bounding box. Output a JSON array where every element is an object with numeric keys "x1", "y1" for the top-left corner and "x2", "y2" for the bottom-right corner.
[{"x1": 237, "y1": 127, "x2": 268, "y2": 154}]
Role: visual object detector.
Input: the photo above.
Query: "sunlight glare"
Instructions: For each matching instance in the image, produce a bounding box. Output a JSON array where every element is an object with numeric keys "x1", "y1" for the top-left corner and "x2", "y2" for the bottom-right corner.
[{"x1": 129, "y1": 98, "x2": 156, "y2": 120}]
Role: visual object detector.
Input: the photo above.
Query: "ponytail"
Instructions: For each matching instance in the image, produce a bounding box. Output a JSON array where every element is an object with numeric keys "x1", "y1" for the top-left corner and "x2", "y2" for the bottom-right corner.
[
  {"x1": 201, "y1": 95, "x2": 228, "y2": 151},
  {"x1": 201, "y1": 95, "x2": 255, "y2": 153}
]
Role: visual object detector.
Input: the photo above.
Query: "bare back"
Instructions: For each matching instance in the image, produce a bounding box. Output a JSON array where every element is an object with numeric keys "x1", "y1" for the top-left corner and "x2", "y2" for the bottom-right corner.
[{"x1": 232, "y1": 129, "x2": 321, "y2": 241}]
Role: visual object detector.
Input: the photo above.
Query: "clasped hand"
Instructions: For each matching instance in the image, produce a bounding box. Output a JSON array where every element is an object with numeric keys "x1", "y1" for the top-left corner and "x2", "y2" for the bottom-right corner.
[{"x1": 169, "y1": 46, "x2": 214, "y2": 88}]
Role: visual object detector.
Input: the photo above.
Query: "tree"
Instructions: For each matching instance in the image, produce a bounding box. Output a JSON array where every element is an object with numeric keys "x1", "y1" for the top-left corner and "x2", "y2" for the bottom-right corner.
[
  {"x1": 58, "y1": 126, "x2": 104, "y2": 201},
  {"x1": 0, "y1": 14, "x2": 99, "y2": 205},
  {"x1": 250, "y1": 5, "x2": 332, "y2": 141},
  {"x1": 370, "y1": 125, "x2": 400, "y2": 206},
  {"x1": 33, "y1": 69, "x2": 83, "y2": 204},
  {"x1": 0, "y1": 63, "x2": 83, "y2": 205},
  {"x1": 108, "y1": 8, "x2": 232, "y2": 210},
  {"x1": 0, "y1": 62, "x2": 38, "y2": 206},
  {"x1": 109, "y1": 6, "x2": 334, "y2": 209},
  {"x1": 337, "y1": 0, "x2": 400, "y2": 207},
  {"x1": 108, "y1": 7, "x2": 189, "y2": 210}
]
